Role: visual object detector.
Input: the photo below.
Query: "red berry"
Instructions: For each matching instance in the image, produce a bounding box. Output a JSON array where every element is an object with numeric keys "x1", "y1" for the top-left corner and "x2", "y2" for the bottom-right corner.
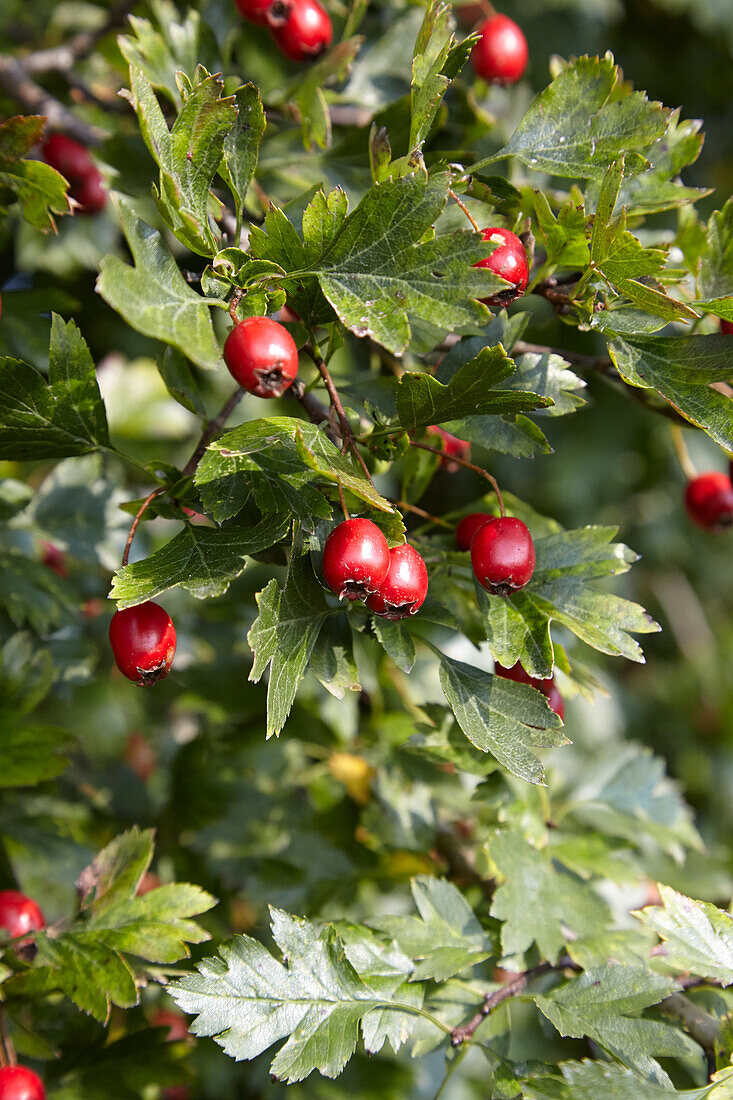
[
  {"x1": 722, "y1": 320, "x2": 733, "y2": 335},
  {"x1": 471, "y1": 516, "x2": 535, "y2": 596},
  {"x1": 474, "y1": 226, "x2": 529, "y2": 305},
  {"x1": 455, "y1": 512, "x2": 491, "y2": 551},
  {"x1": 72, "y1": 168, "x2": 106, "y2": 215},
  {"x1": 0, "y1": 1067, "x2": 45, "y2": 1100},
  {"x1": 223, "y1": 316, "x2": 299, "y2": 398},
  {"x1": 685, "y1": 471, "x2": 733, "y2": 531},
  {"x1": 366, "y1": 544, "x2": 428, "y2": 619},
  {"x1": 40, "y1": 541, "x2": 67, "y2": 578},
  {"x1": 42, "y1": 133, "x2": 93, "y2": 181},
  {"x1": 109, "y1": 602, "x2": 177, "y2": 685},
  {"x1": 272, "y1": 0, "x2": 332, "y2": 61},
  {"x1": 426, "y1": 426, "x2": 471, "y2": 469},
  {"x1": 152, "y1": 1009, "x2": 190, "y2": 1042},
  {"x1": 545, "y1": 683, "x2": 565, "y2": 721},
  {"x1": 471, "y1": 14, "x2": 528, "y2": 84},
  {"x1": 322, "y1": 518, "x2": 390, "y2": 601},
  {"x1": 0, "y1": 891, "x2": 45, "y2": 942},
  {"x1": 235, "y1": 0, "x2": 291, "y2": 25}
]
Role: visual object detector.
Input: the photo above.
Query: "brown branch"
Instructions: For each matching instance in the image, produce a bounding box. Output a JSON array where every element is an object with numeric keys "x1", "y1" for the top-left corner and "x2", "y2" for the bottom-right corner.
[
  {"x1": 450, "y1": 957, "x2": 579, "y2": 1046},
  {"x1": 290, "y1": 379, "x2": 331, "y2": 427},
  {"x1": 303, "y1": 342, "x2": 376, "y2": 487},
  {"x1": 0, "y1": 56, "x2": 106, "y2": 143},
  {"x1": 121, "y1": 389, "x2": 245, "y2": 568},
  {"x1": 391, "y1": 500, "x2": 453, "y2": 530},
  {"x1": 408, "y1": 440, "x2": 506, "y2": 516},
  {"x1": 661, "y1": 991, "x2": 720, "y2": 1072},
  {"x1": 22, "y1": 1, "x2": 132, "y2": 73},
  {"x1": 512, "y1": 340, "x2": 612, "y2": 372}
]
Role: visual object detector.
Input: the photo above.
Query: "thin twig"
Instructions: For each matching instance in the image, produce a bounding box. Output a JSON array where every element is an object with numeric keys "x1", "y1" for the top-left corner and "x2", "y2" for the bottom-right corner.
[
  {"x1": 22, "y1": 1, "x2": 132, "y2": 73},
  {"x1": 450, "y1": 958, "x2": 578, "y2": 1046},
  {"x1": 0, "y1": 1010, "x2": 17, "y2": 1068},
  {"x1": 303, "y1": 342, "x2": 376, "y2": 487},
  {"x1": 0, "y1": 57, "x2": 105, "y2": 143},
  {"x1": 290, "y1": 379, "x2": 331, "y2": 426},
  {"x1": 670, "y1": 424, "x2": 697, "y2": 481},
  {"x1": 392, "y1": 499, "x2": 453, "y2": 530},
  {"x1": 408, "y1": 440, "x2": 506, "y2": 516},
  {"x1": 449, "y1": 188, "x2": 481, "y2": 233},
  {"x1": 337, "y1": 483, "x2": 350, "y2": 520},
  {"x1": 121, "y1": 488, "x2": 165, "y2": 568}
]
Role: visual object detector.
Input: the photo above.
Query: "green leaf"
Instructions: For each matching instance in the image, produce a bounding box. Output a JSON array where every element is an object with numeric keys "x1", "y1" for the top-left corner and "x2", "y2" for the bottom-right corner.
[
  {"x1": 507, "y1": 351, "x2": 586, "y2": 417},
  {"x1": 395, "y1": 345, "x2": 548, "y2": 431},
  {"x1": 488, "y1": 830, "x2": 610, "y2": 962},
  {"x1": 248, "y1": 542, "x2": 331, "y2": 737},
  {"x1": 409, "y1": 1, "x2": 472, "y2": 151},
  {"x1": 567, "y1": 744, "x2": 702, "y2": 857},
  {"x1": 372, "y1": 616, "x2": 415, "y2": 673},
  {"x1": 170, "y1": 908, "x2": 426, "y2": 1083},
  {"x1": 610, "y1": 334, "x2": 733, "y2": 453},
  {"x1": 370, "y1": 876, "x2": 495, "y2": 981},
  {"x1": 0, "y1": 550, "x2": 71, "y2": 632},
  {"x1": 117, "y1": 5, "x2": 214, "y2": 104},
  {"x1": 698, "y1": 196, "x2": 733, "y2": 321},
  {"x1": 76, "y1": 826, "x2": 156, "y2": 912},
  {"x1": 477, "y1": 54, "x2": 669, "y2": 179},
  {"x1": 0, "y1": 724, "x2": 73, "y2": 787},
  {"x1": 437, "y1": 652, "x2": 568, "y2": 785},
  {"x1": 125, "y1": 63, "x2": 237, "y2": 255},
  {"x1": 97, "y1": 197, "x2": 222, "y2": 370},
  {"x1": 634, "y1": 885, "x2": 733, "y2": 985},
  {"x1": 477, "y1": 526, "x2": 657, "y2": 678},
  {"x1": 32, "y1": 933, "x2": 138, "y2": 1022},
  {"x1": 535, "y1": 965, "x2": 686, "y2": 1087},
  {"x1": 219, "y1": 84, "x2": 266, "y2": 221},
  {"x1": 0, "y1": 314, "x2": 108, "y2": 460},
  {"x1": 251, "y1": 174, "x2": 506, "y2": 355},
  {"x1": 309, "y1": 616, "x2": 361, "y2": 699},
  {"x1": 291, "y1": 41, "x2": 364, "y2": 151},
  {"x1": 0, "y1": 115, "x2": 71, "y2": 230},
  {"x1": 525, "y1": 1060, "x2": 733, "y2": 1100},
  {"x1": 533, "y1": 191, "x2": 590, "y2": 269},
  {"x1": 110, "y1": 516, "x2": 291, "y2": 608}
]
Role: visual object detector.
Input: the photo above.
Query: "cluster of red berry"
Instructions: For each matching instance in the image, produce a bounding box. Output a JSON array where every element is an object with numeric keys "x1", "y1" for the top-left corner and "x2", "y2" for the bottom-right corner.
[
  {"x1": 235, "y1": 0, "x2": 332, "y2": 61},
  {"x1": 41, "y1": 134, "x2": 106, "y2": 216},
  {"x1": 0, "y1": 892, "x2": 46, "y2": 1100},
  {"x1": 323, "y1": 519, "x2": 428, "y2": 619}
]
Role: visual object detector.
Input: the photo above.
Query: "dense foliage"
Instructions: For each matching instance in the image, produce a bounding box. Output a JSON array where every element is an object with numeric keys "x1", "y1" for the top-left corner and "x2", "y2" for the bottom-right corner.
[{"x1": 0, "y1": 0, "x2": 732, "y2": 1097}]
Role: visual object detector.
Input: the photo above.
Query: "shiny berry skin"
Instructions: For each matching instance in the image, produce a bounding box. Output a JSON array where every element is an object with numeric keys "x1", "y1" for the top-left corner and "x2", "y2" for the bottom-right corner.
[
  {"x1": 272, "y1": 0, "x2": 333, "y2": 61},
  {"x1": 0, "y1": 1066, "x2": 45, "y2": 1100},
  {"x1": 366, "y1": 544, "x2": 428, "y2": 620},
  {"x1": 109, "y1": 602, "x2": 177, "y2": 685},
  {"x1": 455, "y1": 512, "x2": 491, "y2": 552},
  {"x1": 722, "y1": 320, "x2": 733, "y2": 335},
  {"x1": 684, "y1": 471, "x2": 733, "y2": 531},
  {"x1": 41, "y1": 134, "x2": 92, "y2": 181},
  {"x1": 322, "y1": 519, "x2": 390, "y2": 601},
  {"x1": 471, "y1": 14, "x2": 528, "y2": 85},
  {"x1": 0, "y1": 890, "x2": 45, "y2": 941},
  {"x1": 471, "y1": 516, "x2": 535, "y2": 596},
  {"x1": 223, "y1": 316, "x2": 299, "y2": 398},
  {"x1": 72, "y1": 168, "x2": 106, "y2": 215},
  {"x1": 426, "y1": 426, "x2": 470, "y2": 469},
  {"x1": 474, "y1": 226, "x2": 529, "y2": 306}
]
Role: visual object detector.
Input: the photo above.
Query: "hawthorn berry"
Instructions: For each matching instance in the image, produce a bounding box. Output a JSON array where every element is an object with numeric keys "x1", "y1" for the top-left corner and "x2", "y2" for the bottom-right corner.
[
  {"x1": 0, "y1": 890, "x2": 45, "y2": 942},
  {"x1": 471, "y1": 14, "x2": 528, "y2": 85},
  {"x1": 366, "y1": 544, "x2": 429, "y2": 619},
  {"x1": 474, "y1": 226, "x2": 529, "y2": 305},
  {"x1": 235, "y1": 0, "x2": 291, "y2": 25},
  {"x1": 72, "y1": 169, "x2": 107, "y2": 215},
  {"x1": 722, "y1": 320, "x2": 733, "y2": 334},
  {"x1": 40, "y1": 541, "x2": 67, "y2": 577},
  {"x1": 495, "y1": 661, "x2": 564, "y2": 719},
  {"x1": 455, "y1": 512, "x2": 491, "y2": 552},
  {"x1": 0, "y1": 1066, "x2": 45, "y2": 1100},
  {"x1": 152, "y1": 1009, "x2": 190, "y2": 1042},
  {"x1": 684, "y1": 471, "x2": 733, "y2": 531},
  {"x1": 109, "y1": 602, "x2": 177, "y2": 685},
  {"x1": 41, "y1": 134, "x2": 106, "y2": 215},
  {"x1": 471, "y1": 516, "x2": 535, "y2": 596},
  {"x1": 322, "y1": 518, "x2": 390, "y2": 601},
  {"x1": 426, "y1": 426, "x2": 471, "y2": 469},
  {"x1": 272, "y1": 0, "x2": 332, "y2": 61},
  {"x1": 223, "y1": 315, "x2": 299, "y2": 398}
]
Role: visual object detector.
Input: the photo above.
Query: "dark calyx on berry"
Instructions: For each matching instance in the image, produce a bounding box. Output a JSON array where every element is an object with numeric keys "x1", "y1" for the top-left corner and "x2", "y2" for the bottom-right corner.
[
  {"x1": 471, "y1": 516, "x2": 535, "y2": 596},
  {"x1": 223, "y1": 316, "x2": 299, "y2": 398},
  {"x1": 366, "y1": 544, "x2": 428, "y2": 620},
  {"x1": 322, "y1": 518, "x2": 390, "y2": 601},
  {"x1": 685, "y1": 471, "x2": 733, "y2": 532},
  {"x1": 109, "y1": 602, "x2": 177, "y2": 686}
]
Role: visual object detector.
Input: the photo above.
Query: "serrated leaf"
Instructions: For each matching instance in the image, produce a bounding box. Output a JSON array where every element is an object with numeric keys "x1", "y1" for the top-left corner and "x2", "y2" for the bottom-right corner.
[
  {"x1": 478, "y1": 526, "x2": 658, "y2": 678},
  {"x1": 370, "y1": 876, "x2": 494, "y2": 981},
  {"x1": 395, "y1": 345, "x2": 548, "y2": 431},
  {"x1": 610, "y1": 334, "x2": 733, "y2": 454},
  {"x1": 698, "y1": 196, "x2": 733, "y2": 321},
  {"x1": 535, "y1": 965, "x2": 685, "y2": 1087},
  {"x1": 219, "y1": 83, "x2": 265, "y2": 221},
  {"x1": 251, "y1": 175, "x2": 506, "y2": 355},
  {"x1": 634, "y1": 885, "x2": 733, "y2": 985},
  {"x1": 117, "y1": 6, "x2": 213, "y2": 105},
  {"x1": 97, "y1": 197, "x2": 222, "y2": 370},
  {"x1": 337, "y1": 923, "x2": 422, "y2": 1053},
  {"x1": 0, "y1": 115, "x2": 71, "y2": 230},
  {"x1": 525, "y1": 1060, "x2": 733, "y2": 1100},
  {"x1": 0, "y1": 314, "x2": 108, "y2": 460},
  {"x1": 76, "y1": 827, "x2": 155, "y2": 912},
  {"x1": 437, "y1": 652, "x2": 567, "y2": 785},
  {"x1": 478, "y1": 54, "x2": 669, "y2": 179},
  {"x1": 533, "y1": 191, "x2": 590, "y2": 269},
  {"x1": 110, "y1": 515, "x2": 291, "y2": 607},
  {"x1": 33, "y1": 933, "x2": 137, "y2": 1022},
  {"x1": 372, "y1": 616, "x2": 415, "y2": 673},
  {"x1": 248, "y1": 543, "x2": 331, "y2": 737},
  {"x1": 488, "y1": 830, "x2": 610, "y2": 962},
  {"x1": 309, "y1": 616, "x2": 361, "y2": 699},
  {"x1": 507, "y1": 352, "x2": 586, "y2": 417},
  {"x1": 409, "y1": 1, "x2": 471, "y2": 150},
  {"x1": 170, "y1": 908, "x2": 427, "y2": 1083},
  {"x1": 0, "y1": 724, "x2": 73, "y2": 787}
]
